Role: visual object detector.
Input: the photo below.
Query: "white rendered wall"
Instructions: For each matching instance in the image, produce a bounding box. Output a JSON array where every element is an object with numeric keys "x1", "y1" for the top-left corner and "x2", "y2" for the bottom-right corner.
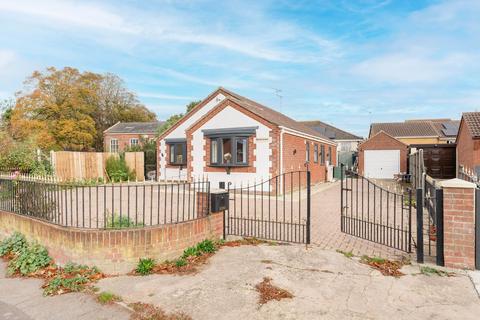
[
  {"x1": 158, "y1": 93, "x2": 226, "y2": 180},
  {"x1": 190, "y1": 105, "x2": 272, "y2": 188}
]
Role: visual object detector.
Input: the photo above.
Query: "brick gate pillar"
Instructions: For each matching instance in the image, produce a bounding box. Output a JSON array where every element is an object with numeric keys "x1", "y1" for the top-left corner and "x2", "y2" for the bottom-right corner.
[{"x1": 440, "y1": 178, "x2": 477, "y2": 269}]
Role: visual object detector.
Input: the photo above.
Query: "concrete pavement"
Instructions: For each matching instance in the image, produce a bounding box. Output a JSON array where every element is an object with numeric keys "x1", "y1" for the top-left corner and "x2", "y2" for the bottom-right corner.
[{"x1": 98, "y1": 244, "x2": 480, "y2": 320}]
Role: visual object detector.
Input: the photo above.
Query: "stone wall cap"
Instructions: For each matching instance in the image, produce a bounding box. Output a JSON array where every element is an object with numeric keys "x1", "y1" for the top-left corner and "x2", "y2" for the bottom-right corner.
[{"x1": 437, "y1": 178, "x2": 477, "y2": 189}]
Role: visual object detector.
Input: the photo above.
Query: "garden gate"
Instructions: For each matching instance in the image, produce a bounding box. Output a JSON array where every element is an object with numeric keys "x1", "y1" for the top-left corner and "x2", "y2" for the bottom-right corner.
[
  {"x1": 340, "y1": 165, "x2": 413, "y2": 252},
  {"x1": 224, "y1": 171, "x2": 311, "y2": 244}
]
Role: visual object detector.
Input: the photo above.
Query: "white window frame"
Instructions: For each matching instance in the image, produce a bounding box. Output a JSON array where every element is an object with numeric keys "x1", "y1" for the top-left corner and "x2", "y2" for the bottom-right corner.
[
  {"x1": 130, "y1": 138, "x2": 139, "y2": 146},
  {"x1": 110, "y1": 139, "x2": 119, "y2": 153}
]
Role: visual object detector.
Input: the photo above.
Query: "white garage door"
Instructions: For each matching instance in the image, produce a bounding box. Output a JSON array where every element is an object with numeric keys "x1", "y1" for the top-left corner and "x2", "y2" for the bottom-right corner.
[{"x1": 364, "y1": 150, "x2": 400, "y2": 179}]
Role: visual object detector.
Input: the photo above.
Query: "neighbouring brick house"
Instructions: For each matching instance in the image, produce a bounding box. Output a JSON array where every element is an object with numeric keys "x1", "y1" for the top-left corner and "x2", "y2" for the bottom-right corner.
[
  {"x1": 301, "y1": 120, "x2": 363, "y2": 168},
  {"x1": 157, "y1": 87, "x2": 337, "y2": 188},
  {"x1": 103, "y1": 121, "x2": 163, "y2": 152},
  {"x1": 361, "y1": 119, "x2": 460, "y2": 179},
  {"x1": 456, "y1": 112, "x2": 480, "y2": 173}
]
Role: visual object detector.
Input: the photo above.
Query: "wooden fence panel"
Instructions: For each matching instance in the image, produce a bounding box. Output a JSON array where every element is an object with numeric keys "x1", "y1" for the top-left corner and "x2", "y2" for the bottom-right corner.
[{"x1": 51, "y1": 151, "x2": 144, "y2": 181}]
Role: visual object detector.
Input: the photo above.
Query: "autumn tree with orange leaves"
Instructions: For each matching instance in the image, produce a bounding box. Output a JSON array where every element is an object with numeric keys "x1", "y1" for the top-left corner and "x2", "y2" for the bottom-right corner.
[{"x1": 9, "y1": 67, "x2": 156, "y2": 151}]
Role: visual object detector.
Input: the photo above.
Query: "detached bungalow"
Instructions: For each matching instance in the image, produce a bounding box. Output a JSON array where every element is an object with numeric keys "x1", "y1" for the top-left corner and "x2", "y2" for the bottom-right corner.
[{"x1": 157, "y1": 87, "x2": 337, "y2": 188}]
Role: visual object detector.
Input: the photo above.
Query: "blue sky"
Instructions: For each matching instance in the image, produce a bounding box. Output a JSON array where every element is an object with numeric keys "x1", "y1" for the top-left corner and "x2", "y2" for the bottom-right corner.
[{"x1": 0, "y1": 0, "x2": 479, "y2": 137}]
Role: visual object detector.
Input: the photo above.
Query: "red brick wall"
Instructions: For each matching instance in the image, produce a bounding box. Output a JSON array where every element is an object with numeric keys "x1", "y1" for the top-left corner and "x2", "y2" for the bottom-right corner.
[
  {"x1": 443, "y1": 187, "x2": 476, "y2": 269},
  {"x1": 0, "y1": 210, "x2": 223, "y2": 275},
  {"x1": 104, "y1": 133, "x2": 156, "y2": 152},
  {"x1": 456, "y1": 119, "x2": 480, "y2": 170},
  {"x1": 358, "y1": 131, "x2": 408, "y2": 175},
  {"x1": 282, "y1": 133, "x2": 336, "y2": 185}
]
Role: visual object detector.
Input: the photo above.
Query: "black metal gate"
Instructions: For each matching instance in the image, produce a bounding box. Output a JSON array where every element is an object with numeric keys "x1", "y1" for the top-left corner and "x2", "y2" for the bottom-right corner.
[
  {"x1": 416, "y1": 176, "x2": 444, "y2": 265},
  {"x1": 224, "y1": 171, "x2": 311, "y2": 244},
  {"x1": 340, "y1": 165, "x2": 412, "y2": 252}
]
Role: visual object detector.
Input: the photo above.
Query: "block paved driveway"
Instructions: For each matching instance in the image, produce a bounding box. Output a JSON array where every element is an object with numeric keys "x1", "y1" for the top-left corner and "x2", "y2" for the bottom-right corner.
[{"x1": 310, "y1": 181, "x2": 409, "y2": 259}]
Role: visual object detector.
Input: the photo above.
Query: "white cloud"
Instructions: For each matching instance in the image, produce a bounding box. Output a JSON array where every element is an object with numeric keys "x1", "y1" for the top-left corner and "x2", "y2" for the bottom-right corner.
[
  {"x1": 352, "y1": 52, "x2": 471, "y2": 83},
  {"x1": 0, "y1": 49, "x2": 16, "y2": 68}
]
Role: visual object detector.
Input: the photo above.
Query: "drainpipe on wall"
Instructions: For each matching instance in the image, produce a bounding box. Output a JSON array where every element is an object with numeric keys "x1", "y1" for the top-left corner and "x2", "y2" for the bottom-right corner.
[{"x1": 279, "y1": 128, "x2": 284, "y2": 176}]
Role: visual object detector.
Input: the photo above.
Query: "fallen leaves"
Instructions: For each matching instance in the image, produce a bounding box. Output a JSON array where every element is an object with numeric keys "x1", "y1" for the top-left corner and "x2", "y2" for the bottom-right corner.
[
  {"x1": 360, "y1": 256, "x2": 404, "y2": 277},
  {"x1": 129, "y1": 302, "x2": 192, "y2": 320},
  {"x1": 255, "y1": 277, "x2": 294, "y2": 305}
]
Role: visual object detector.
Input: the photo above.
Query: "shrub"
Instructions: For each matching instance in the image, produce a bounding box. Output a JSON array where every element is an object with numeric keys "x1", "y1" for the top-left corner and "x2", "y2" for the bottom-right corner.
[
  {"x1": 0, "y1": 232, "x2": 28, "y2": 256},
  {"x1": 105, "y1": 154, "x2": 135, "y2": 182},
  {"x1": 136, "y1": 258, "x2": 155, "y2": 275},
  {"x1": 7, "y1": 243, "x2": 52, "y2": 275}
]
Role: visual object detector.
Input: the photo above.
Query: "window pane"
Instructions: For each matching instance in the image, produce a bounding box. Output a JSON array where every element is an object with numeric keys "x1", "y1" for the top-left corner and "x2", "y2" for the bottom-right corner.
[
  {"x1": 221, "y1": 138, "x2": 232, "y2": 164},
  {"x1": 306, "y1": 143, "x2": 310, "y2": 162},
  {"x1": 320, "y1": 145, "x2": 325, "y2": 164},
  {"x1": 314, "y1": 144, "x2": 318, "y2": 163},
  {"x1": 110, "y1": 139, "x2": 118, "y2": 153},
  {"x1": 211, "y1": 140, "x2": 218, "y2": 163},
  {"x1": 170, "y1": 145, "x2": 175, "y2": 163},
  {"x1": 236, "y1": 138, "x2": 247, "y2": 164}
]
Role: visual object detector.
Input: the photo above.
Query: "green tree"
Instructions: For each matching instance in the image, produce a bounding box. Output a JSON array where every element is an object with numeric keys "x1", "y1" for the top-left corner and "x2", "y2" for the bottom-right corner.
[{"x1": 157, "y1": 100, "x2": 201, "y2": 136}]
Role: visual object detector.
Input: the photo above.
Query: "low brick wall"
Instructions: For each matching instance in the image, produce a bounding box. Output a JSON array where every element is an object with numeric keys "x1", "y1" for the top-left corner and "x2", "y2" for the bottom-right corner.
[{"x1": 0, "y1": 210, "x2": 223, "y2": 274}]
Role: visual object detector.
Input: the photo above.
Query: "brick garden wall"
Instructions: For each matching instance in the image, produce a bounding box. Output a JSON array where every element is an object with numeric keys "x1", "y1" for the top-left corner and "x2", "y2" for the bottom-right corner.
[
  {"x1": 442, "y1": 186, "x2": 476, "y2": 269},
  {"x1": 0, "y1": 210, "x2": 223, "y2": 275}
]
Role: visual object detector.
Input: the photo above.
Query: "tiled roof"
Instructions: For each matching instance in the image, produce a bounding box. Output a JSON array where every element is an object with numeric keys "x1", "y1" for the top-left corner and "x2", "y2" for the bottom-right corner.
[
  {"x1": 300, "y1": 120, "x2": 363, "y2": 140},
  {"x1": 104, "y1": 122, "x2": 164, "y2": 134},
  {"x1": 462, "y1": 112, "x2": 480, "y2": 138},
  {"x1": 219, "y1": 88, "x2": 333, "y2": 142},
  {"x1": 369, "y1": 120, "x2": 459, "y2": 138}
]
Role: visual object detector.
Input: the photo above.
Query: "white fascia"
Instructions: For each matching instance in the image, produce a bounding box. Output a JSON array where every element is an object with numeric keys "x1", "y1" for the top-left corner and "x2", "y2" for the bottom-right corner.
[{"x1": 280, "y1": 126, "x2": 337, "y2": 146}]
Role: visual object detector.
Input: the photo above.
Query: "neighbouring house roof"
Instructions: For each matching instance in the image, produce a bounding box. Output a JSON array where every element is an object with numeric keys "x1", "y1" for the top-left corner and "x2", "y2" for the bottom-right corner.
[
  {"x1": 300, "y1": 120, "x2": 362, "y2": 140},
  {"x1": 218, "y1": 88, "x2": 333, "y2": 141},
  {"x1": 461, "y1": 112, "x2": 480, "y2": 138},
  {"x1": 104, "y1": 121, "x2": 164, "y2": 134},
  {"x1": 369, "y1": 119, "x2": 459, "y2": 139}
]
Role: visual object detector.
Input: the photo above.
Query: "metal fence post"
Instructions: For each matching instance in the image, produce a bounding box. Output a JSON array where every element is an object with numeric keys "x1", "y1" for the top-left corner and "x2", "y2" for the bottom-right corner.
[
  {"x1": 436, "y1": 188, "x2": 444, "y2": 266},
  {"x1": 416, "y1": 188, "x2": 424, "y2": 263},
  {"x1": 476, "y1": 188, "x2": 480, "y2": 270},
  {"x1": 306, "y1": 170, "x2": 311, "y2": 245},
  {"x1": 340, "y1": 163, "x2": 344, "y2": 232}
]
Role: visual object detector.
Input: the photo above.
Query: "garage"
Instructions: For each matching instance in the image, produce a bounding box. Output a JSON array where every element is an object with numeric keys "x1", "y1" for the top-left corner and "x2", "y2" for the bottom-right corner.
[
  {"x1": 358, "y1": 131, "x2": 408, "y2": 179},
  {"x1": 364, "y1": 150, "x2": 400, "y2": 179}
]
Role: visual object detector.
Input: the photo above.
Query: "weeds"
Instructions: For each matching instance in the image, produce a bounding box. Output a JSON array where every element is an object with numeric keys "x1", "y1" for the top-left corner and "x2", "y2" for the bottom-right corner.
[
  {"x1": 336, "y1": 249, "x2": 354, "y2": 258},
  {"x1": 136, "y1": 258, "x2": 156, "y2": 275},
  {"x1": 7, "y1": 243, "x2": 52, "y2": 276},
  {"x1": 106, "y1": 213, "x2": 144, "y2": 229},
  {"x1": 42, "y1": 262, "x2": 104, "y2": 296},
  {"x1": 420, "y1": 266, "x2": 453, "y2": 277},
  {"x1": 0, "y1": 232, "x2": 27, "y2": 256},
  {"x1": 255, "y1": 277, "x2": 294, "y2": 305},
  {"x1": 97, "y1": 291, "x2": 122, "y2": 304}
]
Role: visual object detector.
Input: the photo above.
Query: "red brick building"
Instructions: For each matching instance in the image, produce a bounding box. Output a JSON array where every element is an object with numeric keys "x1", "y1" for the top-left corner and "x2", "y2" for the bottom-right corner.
[
  {"x1": 103, "y1": 122, "x2": 163, "y2": 152},
  {"x1": 157, "y1": 87, "x2": 337, "y2": 188},
  {"x1": 358, "y1": 131, "x2": 408, "y2": 178},
  {"x1": 456, "y1": 112, "x2": 480, "y2": 172}
]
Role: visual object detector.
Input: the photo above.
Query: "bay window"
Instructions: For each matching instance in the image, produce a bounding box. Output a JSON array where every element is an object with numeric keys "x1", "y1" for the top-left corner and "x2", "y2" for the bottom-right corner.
[{"x1": 210, "y1": 136, "x2": 248, "y2": 166}]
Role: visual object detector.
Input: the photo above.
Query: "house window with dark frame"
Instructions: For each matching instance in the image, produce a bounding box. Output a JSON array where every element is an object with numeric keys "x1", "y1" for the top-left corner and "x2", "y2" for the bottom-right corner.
[
  {"x1": 168, "y1": 142, "x2": 187, "y2": 165},
  {"x1": 306, "y1": 142, "x2": 310, "y2": 163},
  {"x1": 320, "y1": 145, "x2": 325, "y2": 165},
  {"x1": 210, "y1": 136, "x2": 249, "y2": 166},
  {"x1": 328, "y1": 146, "x2": 332, "y2": 164},
  {"x1": 314, "y1": 144, "x2": 318, "y2": 163}
]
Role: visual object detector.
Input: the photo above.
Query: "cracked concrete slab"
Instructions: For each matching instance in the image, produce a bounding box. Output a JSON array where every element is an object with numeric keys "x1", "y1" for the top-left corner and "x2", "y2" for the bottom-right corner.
[{"x1": 98, "y1": 244, "x2": 480, "y2": 320}]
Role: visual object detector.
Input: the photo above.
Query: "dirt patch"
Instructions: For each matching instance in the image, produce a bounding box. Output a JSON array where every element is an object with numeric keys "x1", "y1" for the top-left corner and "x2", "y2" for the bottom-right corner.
[
  {"x1": 361, "y1": 256, "x2": 404, "y2": 277},
  {"x1": 151, "y1": 253, "x2": 214, "y2": 275},
  {"x1": 221, "y1": 238, "x2": 276, "y2": 247},
  {"x1": 255, "y1": 277, "x2": 294, "y2": 305},
  {"x1": 129, "y1": 302, "x2": 192, "y2": 320}
]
